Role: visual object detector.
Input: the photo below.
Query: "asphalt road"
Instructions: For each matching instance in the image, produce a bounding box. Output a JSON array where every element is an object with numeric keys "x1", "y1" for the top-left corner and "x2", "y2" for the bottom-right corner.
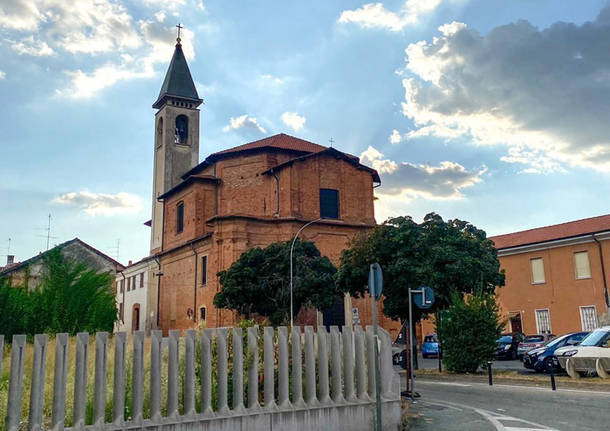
[{"x1": 404, "y1": 378, "x2": 610, "y2": 431}]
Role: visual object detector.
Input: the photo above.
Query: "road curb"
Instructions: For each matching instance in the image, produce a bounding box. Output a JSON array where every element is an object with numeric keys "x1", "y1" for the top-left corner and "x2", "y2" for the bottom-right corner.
[{"x1": 404, "y1": 370, "x2": 610, "y2": 392}]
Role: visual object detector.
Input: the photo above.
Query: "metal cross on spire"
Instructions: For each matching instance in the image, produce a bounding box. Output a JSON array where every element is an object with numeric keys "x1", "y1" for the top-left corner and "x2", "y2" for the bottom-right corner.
[
  {"x1": 176, "y1": 23, "x2": 183, "y2": 44},
  {"x1": 328, "y1": 137, "x2": 334, "y2": 147}
]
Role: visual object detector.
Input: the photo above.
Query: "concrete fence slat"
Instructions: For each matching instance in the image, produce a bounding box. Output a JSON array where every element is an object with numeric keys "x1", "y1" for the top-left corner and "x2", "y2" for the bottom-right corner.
[
  {"x1": 264, "y1": 327, "x2": 277, "y2": 409},
  {"x1": 353, "y1": 326, "x2": 368, "y2": 401},
  {"x1": 167, "y1": 330, "x2": 180, "y2": 418},
  {"x1": 201, "y1": 330, "x2": 213, "y2": 416},
  {"x1": 291, "y1": 326, "x2": 305, "y2": 407},
  {"x1": 247, "y1": 326, "x2": 260, "y2": 410},
  {"x1": 51, "y1": 333, "x2": 69, "y2": 431},
  {"x1": 184, "y1": 330, "x2": 197, "y2": 417},
  {"x1": 132, "y1": 331, "x2": 145, "y2": 423},
  {"x1": 304, "y1": 326, "x2": 318, "y2": 406},
  {"x1": 317, "y1": 328, "x2": 330, "y2": 404},
  {"x1": 149, "y1": 330, "x2": 163, "y2": 422},
  {"x1": 342, "y1": 326, "x2": 356, "y2": 402},
  {"x1": 6, "y1": 334, "x2": 26, "y2": 431},
  {"x1": 330, "y1": 326, "x2": 344, "y2": 404},
  {"x1": 232, "y1": 327, "x2": 245, "y2": 412},
  {"x1": 216, "y1": 327, "x2": 229, "y2": 414},
  {"x1": 28, "y1": 334, "x2": 49, "y2": 431},
  {"x1": 378, "y1": 328, "x2": 395, "y2": 399},
  {"x1": 73, "y1": 332, "x2": 89, "y2": 429},
  {"x1": 365, "y1": 327, "x2": 376, "y2": 399},
  {"x1": 112, "y1": 332, "x2": 126, "y2": 425},
  {"x1": 93, "y1": 332, "x2": 109, "y2": 427},
  {"x1": 277, "y1": 327, "x2": 291, "y2": 408}
]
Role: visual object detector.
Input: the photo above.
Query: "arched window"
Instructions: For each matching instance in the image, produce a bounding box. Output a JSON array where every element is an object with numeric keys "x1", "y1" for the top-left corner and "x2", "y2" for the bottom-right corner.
[
  {"x1": 174, "y1": 115, "x2": 188, "y2": 144},
  {"x1": 156, "y1": 117, "x2": 163, "y2": 148}
]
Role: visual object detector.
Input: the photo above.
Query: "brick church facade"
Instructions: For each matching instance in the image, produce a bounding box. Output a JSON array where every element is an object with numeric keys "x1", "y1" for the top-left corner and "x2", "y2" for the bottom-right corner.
[{"x1": 142, "y1": 36, "x2": 400, "y2": 335}]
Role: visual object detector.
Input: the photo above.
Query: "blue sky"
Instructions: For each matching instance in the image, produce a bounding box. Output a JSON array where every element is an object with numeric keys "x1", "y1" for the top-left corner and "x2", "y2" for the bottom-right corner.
[{"x1": 1, "y1": 0, "x2": 609, "y2": 265}]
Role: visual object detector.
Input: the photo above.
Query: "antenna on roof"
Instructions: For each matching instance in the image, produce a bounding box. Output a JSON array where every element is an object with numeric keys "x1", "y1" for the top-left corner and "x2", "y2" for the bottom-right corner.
[
  {"x1": 35, "y1": 214, "x2": 57, "y2": 251},
  {"x1": 109, "y1": 239, "x2": 120, "y2": 261}
]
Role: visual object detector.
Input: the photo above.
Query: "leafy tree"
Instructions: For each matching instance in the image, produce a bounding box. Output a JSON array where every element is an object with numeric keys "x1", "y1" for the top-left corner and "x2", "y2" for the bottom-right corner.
[
  {"x1": 0, "y1": 248, "x2": 117, "y2": 337},
  {"x1": 336, "y1": 213, "x2": 505, "y2": 322},
  {"x1": 437, "y1": 293, "x2": 503, "y2": 373},
  {"x1": 214, "y1": 240, "x2": 340, "y2": 326}
]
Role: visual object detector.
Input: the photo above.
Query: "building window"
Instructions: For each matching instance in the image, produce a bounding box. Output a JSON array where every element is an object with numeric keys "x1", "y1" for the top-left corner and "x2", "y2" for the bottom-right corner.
[
  {"x1": 156, "y1": 117, "x2": 163, "y2": 148},
  {"x1": 120, "y1": 279, "x2": 124, "y2": 293},
  {"x1": 580, "y1": 306, "x2": 598, "y2": 331},
  {"x1": 574, "y1": 251, "x2": 591, "y2": 279},
  {"x1": 127, "y1": 278, "x2": 130, "y2": 292},
  {"x1": 535, "y1": 309, "x2": 552, "y2": 334},
  {"x1": 200, "y1": 306, "x2": 206, "y2": 321},
  {"x1": 119, "y1": 302, "x2": 124, "y2": 321},
  {"x1": 320, "y1": 188, "x2": 339, "y2": 219},
  {"x1": 177, "y1": 202, "x2": 184, "y2": 233},
  {"x1": 140, "y1": 273, "x2": 144, "y2": 288},
  {"x1": 201, "y1": 256, "x2": 207, "y2": 286},
  {"x1": 530, "y1": 258, "x2": 545, "y2": 284}
]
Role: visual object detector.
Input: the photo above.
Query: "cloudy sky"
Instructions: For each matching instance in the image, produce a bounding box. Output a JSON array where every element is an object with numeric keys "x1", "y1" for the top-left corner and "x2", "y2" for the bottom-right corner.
[{"x1": 1, "y1": 0, "x2": 610, "y2": 265}]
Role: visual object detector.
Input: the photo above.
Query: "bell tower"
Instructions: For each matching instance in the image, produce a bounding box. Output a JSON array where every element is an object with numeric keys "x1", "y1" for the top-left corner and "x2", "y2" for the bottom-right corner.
[{"x1": 150, "y1": 29, "x2": 202, "y2": 254}]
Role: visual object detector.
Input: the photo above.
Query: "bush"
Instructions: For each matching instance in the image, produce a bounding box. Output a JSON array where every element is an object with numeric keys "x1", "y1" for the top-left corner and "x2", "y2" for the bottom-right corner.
[
  {"x1": 0, "y1": 248, "x2": 117, "y2": 337},
  {"x1": 437, "y1": 294, "x2": 503, "y2": 373}
]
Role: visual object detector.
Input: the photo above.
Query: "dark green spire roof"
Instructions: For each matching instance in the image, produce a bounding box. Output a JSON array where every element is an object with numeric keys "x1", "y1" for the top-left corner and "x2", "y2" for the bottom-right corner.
[{"x1": 152, "y1": 42, "x2": 202, "y2": 109}]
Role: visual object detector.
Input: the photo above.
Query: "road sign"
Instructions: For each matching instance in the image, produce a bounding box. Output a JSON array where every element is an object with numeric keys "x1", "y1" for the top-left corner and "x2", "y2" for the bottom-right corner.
[
  {"x1": 352, "y1": 307, "x2": 360, "y2": 325},
  {"x1": 368, "y1": 263, "x2": 383, "y2": 299},
  {"x1": 413, "y1": 286, "x2": 435, "y2": 309}
]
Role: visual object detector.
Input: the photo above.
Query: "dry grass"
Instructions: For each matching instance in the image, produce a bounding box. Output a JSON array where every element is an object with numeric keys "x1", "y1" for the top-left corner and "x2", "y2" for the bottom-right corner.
[{"x1": 0, "y1": 335, "x2": 188, "y2": 430}]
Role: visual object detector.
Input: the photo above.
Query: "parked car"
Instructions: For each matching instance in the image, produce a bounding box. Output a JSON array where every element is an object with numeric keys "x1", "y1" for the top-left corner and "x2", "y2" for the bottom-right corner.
[
  {"x1": 517, "y1": 333, "x2": 555, "y2": 360},
  {"x1": 522, "y1": 332, "x2": 588, "y2": 372},
  {"x1": 494, "y1": 333, "x2": 525, "y2": 360},
  {"x1": 422, "y1": 334, "x2": 440, "y2": 358},
  {"x1": 556, "y1": 326, "x2": 610, "y2": 377}
]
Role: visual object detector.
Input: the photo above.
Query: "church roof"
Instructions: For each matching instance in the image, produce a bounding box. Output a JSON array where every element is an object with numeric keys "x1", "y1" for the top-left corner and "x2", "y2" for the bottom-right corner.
[
  {"x1": 152, "y1": 42, "x2": 202, "y2": 109},
  {"x1": 213, "y1": 133, "x2": 327, "y2": 157}
]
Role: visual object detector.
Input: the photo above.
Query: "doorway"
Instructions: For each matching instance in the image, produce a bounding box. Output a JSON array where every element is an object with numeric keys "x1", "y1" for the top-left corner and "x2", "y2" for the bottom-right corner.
[
  {"x1": 132, "y1": 303, "x2": 140, "y2": 332},
  {"x1": 509, "y1": 312, "x2": 522, "y2": 333}
]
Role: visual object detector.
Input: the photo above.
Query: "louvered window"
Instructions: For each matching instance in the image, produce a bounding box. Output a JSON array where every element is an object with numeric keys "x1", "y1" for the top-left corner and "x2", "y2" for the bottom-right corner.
[
  {"x1": 530, "y1": 258, "x2": 545, "y2": 284},
  {"x1": 574, "y1": 251, "x2": 591, "y2": 279},
  {"x1": 320, "y1": 189, "x2": 339, "y2": 219}
]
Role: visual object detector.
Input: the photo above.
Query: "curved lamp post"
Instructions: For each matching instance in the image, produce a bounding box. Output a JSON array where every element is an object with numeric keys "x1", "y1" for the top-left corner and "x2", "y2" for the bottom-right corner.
[{"x1": 290, "y1": 217, "x2": 324, "y2": 328}]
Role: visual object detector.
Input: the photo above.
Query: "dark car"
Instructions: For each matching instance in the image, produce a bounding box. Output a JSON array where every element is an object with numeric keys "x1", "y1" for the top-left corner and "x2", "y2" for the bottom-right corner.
[
  {"x1": 494, "y1": 333, "x2": 525, "y2": 360},
  {"x1": 422, "y1": 334, "x2": 440, "y2": 358},
  {"x1": 517, "y1": 334, "x2": 555, "y2": 360},
  {"x1": 523, "y1": 332, "x2": 589, "y2": 372}
]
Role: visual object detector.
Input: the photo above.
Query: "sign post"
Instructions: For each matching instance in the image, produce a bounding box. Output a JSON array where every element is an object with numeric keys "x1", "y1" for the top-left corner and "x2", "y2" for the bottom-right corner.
[
  {"x1": 407, "y1": 286, "x2": 434, "y2": 401},
  {"x1": 369, "y1": 263, "x2": 383, "y2": 431}
]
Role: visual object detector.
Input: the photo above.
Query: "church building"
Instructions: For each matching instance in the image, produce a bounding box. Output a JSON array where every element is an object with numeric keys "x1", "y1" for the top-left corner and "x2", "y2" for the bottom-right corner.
[{"x1": 134, "y1": 34, "x2": 399, "y2": 335}]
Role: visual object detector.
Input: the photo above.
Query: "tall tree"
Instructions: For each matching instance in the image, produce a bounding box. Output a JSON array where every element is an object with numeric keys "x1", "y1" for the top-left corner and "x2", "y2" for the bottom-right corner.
[
  {"x1": 336, "y1": 213, "x2": 505, "y2": 321},
  {"x1": 214, "y1": 240, "x2": 340, "y2": 326}
]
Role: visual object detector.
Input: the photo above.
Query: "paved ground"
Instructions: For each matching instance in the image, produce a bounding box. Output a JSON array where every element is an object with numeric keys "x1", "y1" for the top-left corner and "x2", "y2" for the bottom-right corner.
[
  {"x1": 403, "y1": 377, "x2": 610, "y2": 431},
  {"x1": 417, "y1": 355, "x2": 528, "y2": 372}
]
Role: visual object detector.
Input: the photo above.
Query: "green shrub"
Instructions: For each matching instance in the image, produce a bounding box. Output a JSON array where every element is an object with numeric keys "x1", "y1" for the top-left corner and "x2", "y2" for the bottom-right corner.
[{"x1": 437, "y1": 294, "x2": 503, "y2": 373}]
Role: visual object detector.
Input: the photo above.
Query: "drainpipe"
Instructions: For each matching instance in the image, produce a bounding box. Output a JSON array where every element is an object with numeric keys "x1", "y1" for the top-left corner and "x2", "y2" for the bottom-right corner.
[
  {"x1": 270, "y1": 168, "x2": 280, "y2": 217},
  {"x1": 190, "y1": 243, "x2": 198, "y2": 323},
  {"x1": 592, "y1": 234, "x2": 610, "y2": 309},
  {"x1": 154, "y1": 256, "x2": 162, "y2": 328}
]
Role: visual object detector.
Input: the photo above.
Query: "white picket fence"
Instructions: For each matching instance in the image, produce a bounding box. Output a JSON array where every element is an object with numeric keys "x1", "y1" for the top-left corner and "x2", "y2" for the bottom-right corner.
[{"x1": 1, "y1": 326, "x2": 401, "y2": 431}]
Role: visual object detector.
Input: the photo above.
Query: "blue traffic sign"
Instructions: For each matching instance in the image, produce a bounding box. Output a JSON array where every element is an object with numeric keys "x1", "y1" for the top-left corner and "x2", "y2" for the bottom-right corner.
[
  {"x1": 413, "y1": 286, "x2": 435, "y2": 309},
  {"x1": 368, "y1": 263, "x2": 383, "y2": 299}
]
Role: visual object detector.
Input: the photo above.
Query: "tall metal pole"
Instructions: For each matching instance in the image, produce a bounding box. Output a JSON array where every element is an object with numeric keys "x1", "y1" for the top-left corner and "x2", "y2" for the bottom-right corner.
[
  {"x1": 289, "y1": 218, "x2": 323, "y2": 328},
  {"x1": 372, "y1": 288, "x2": 382, "y2": 431},
  {"x1": 408, "y1": 288, "x2": 415, "y2": 401}
]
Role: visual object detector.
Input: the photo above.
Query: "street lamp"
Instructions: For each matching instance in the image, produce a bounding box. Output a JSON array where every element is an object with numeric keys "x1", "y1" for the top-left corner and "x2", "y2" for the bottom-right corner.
[{"x1": 290, "y1": 217, "x2": 324, "y2": 328}]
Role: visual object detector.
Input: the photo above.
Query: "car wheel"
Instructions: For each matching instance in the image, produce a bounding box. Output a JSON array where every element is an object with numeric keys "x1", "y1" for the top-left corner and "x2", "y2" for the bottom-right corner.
[{"x1": 511, "y1": 350, "x2": 517, "y2": 360}]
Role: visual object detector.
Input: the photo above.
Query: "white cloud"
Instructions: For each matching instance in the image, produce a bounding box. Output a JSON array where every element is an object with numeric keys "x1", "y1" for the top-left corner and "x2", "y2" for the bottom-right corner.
[
  {"x1": 223, "y1": 114, "x2": 267, "y2": 134},
  {"x1": 401, "y1": 11, "x2": 610, "y2": 172},
  {"x1": 338, "y1": 0, "x2": 442, "y2": 32},
  {"x1": 361, "y1": 145, "x2": 485, "y2": 199},
  {"x1": 11, "y1": 36, "x2": 54, "y2": 56},
  {"x1": 281, "y1": 112, "x2": 306, "y2": 132},
  {"x1": 389, "y1": 129, "x2": 402, "y2": 145},
  {"x1": 0, "y1": 0, "x2": 42, "y2": 31},
  {"x1": 0, "y1": 70, "x2": 5, "y2": 79},
  {"x1": 154, "y1": 11, "x2": 166, "y2": 22},
  {"x1": 52, "y1": 191, "x2": 142, "y2": 216}
]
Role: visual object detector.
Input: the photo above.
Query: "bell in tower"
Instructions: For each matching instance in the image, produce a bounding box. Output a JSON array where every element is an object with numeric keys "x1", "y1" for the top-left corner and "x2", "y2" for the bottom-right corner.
[{"x1": 150, "y1": 25, "x2": 203, "y2": 254}]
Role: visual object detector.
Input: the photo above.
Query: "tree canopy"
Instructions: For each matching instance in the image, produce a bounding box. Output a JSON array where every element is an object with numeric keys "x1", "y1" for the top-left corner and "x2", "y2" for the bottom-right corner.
[
  {"x1": 0, "y1": 248, "x2": 116, "y2": 337},
  {"x1": 336, "y1": 213, "x2": 505, "y2": 321},
  {"x1": 214, "y1": 240, "x2": 340, "y2": 326}
]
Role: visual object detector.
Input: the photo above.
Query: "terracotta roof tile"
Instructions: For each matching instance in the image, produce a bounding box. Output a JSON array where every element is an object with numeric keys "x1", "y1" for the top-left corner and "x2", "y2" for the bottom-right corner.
[
  {"x1": 212, "y1": 133, "x2": 327, "y2": 156},
  {"x1": 490, "y1": 214, "x2": 610, "y2": 249}
]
